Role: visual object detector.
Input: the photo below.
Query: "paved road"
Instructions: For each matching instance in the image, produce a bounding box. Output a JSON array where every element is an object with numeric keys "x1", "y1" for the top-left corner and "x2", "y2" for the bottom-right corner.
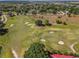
[
  {"x1": 11, "y1": 48, "x2": 18, "y2": 58},
  {"x1": 1, "y1": 15, "x2": 8, "y2": 23},
  {"x1": 69, "y1": 42, "x2": 78, "y2": 53}
]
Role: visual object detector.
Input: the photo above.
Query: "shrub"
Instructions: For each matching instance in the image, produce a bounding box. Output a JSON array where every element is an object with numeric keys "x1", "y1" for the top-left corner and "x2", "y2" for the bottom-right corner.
[{"x1": 56, "y1": 20, "x2": 62, "y2": 24}]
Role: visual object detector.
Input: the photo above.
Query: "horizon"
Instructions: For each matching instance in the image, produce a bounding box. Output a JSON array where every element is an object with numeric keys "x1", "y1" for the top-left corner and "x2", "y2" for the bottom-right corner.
[{"x1": 0, "y1": 0, "x2": 79, "y2": 1}]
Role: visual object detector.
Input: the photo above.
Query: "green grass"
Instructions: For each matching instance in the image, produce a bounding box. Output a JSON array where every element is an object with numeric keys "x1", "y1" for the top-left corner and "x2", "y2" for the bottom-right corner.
[
  {"x1": 53, "y1": 24, "x2": 79, "y2": 29},
  {"x1": 0, "y1": 15, "x2": 79, "y2": 57},
  {"x1": 74, "y1": 43, "x2": 79, "y2": 53},
  {"x1": 1, "y1": 47, "x2": 14, "y2": 58}
]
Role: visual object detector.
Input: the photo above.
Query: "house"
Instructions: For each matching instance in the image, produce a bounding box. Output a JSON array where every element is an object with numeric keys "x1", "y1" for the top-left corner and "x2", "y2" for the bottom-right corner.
[{"x1": 50, "y1": 54, "x2": 78, "y2": 58}]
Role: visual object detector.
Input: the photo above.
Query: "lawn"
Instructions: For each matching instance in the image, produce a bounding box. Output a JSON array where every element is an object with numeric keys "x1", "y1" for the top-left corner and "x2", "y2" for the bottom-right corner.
[
  {"x1": 0, "y1": 15, "x2": 79, "y2": 57},
  {"x1": 74, "y1": 43, "x2": 79, "y2": 53}
]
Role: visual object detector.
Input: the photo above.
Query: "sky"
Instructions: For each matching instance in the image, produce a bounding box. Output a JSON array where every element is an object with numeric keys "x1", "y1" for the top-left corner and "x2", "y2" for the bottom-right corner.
[{"x1": 0, "y1": 0, "x2": 79, "y2": 1}]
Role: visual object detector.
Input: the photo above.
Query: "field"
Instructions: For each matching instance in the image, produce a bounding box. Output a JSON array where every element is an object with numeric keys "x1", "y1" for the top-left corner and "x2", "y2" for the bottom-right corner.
[{"x1": 0, "y1": 15, "x2": 79, "y2": 57}]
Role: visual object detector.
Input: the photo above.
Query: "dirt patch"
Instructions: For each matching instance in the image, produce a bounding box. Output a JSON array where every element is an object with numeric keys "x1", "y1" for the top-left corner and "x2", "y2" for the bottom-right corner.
[{"x1": 31, "y1": 14, "x2": 79, "y2": 24}]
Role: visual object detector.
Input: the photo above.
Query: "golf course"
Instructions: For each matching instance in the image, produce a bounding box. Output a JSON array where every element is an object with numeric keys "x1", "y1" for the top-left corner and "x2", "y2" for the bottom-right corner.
[{"x1": 0, "y1": 14, "x2": 79, "y2": 57}]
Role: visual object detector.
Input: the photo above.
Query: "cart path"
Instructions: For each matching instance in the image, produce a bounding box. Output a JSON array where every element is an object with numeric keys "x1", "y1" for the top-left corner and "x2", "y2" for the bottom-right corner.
[
  {"x1": 1, "y1": 15, "x2": 8, "y2": 23},
  {"x1": 69, "y1": 42, "x2": 78, "y2": 53},
  {"x1": 11, "y1": 48, "x2": 18, "y2": 58}
]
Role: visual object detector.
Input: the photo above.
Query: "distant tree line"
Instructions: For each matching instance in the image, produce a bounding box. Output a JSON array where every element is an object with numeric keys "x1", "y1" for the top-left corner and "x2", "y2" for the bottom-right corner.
[{"x1": 0, "y1": 3, "x2": 79, "y2": 15}]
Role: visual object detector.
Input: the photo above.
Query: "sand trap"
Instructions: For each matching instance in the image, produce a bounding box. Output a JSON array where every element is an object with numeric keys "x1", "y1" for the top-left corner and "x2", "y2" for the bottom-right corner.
[
  {"x1": 40, "y1": 39, "x2": 46, "y2": 42},
  {"x1": 31, "y1": 25, "x2": 34, "y2": 28},
  {"x1": 10, "y1": 24, "x2": 14, "y2": 27},
  {"x1": 26, "y1": 48, "x2": 28, "y2": 51},
  {"x1": 28, "y1": 24, "x2": 32, "y2": 26},
  {"x1": 31, "y1": 24, "x2": 35, "y2": 28},
  {"x1": 49, "y1": 31, "x2": 54, "y2": 34},
  {"x1": 25, "y1": 22, "x2": 29, "y2": 25},
  {"x1": 58, "y1": 41, "x2": 64, "y2": 45}
]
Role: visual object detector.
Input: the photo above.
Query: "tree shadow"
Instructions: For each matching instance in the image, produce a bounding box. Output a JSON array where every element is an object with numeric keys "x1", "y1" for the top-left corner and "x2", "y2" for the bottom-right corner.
[{"x1": 0, "y1": 28, "x2": 8, "y2": 36}]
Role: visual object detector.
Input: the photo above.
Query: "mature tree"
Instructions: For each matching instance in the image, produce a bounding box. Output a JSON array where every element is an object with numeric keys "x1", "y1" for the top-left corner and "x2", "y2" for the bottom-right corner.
[
  {"x1": 63, "y1": 22, "x2": 67, "y2": 25},
  {"x1": 44, "y1": 20, "x2": 52, "y2": 26},
  {"x1": 24, "y1": 42, "x2": 49, "y2": 58},
  {"x1": 8, "y1": 12, "x2": 15, "y2": 17},
  {"x1": 67, "y1": 12, "x2": 72, "y2": 17},
  {"x1": 56, "y1": 20, "x2": 62, "y2": 24},
  {"x1": 35, "y1": 20, "x2": 44, "y2": 26},
  {"x1": 31, "y1": 9, "x2": 37, "y2": 15}
]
